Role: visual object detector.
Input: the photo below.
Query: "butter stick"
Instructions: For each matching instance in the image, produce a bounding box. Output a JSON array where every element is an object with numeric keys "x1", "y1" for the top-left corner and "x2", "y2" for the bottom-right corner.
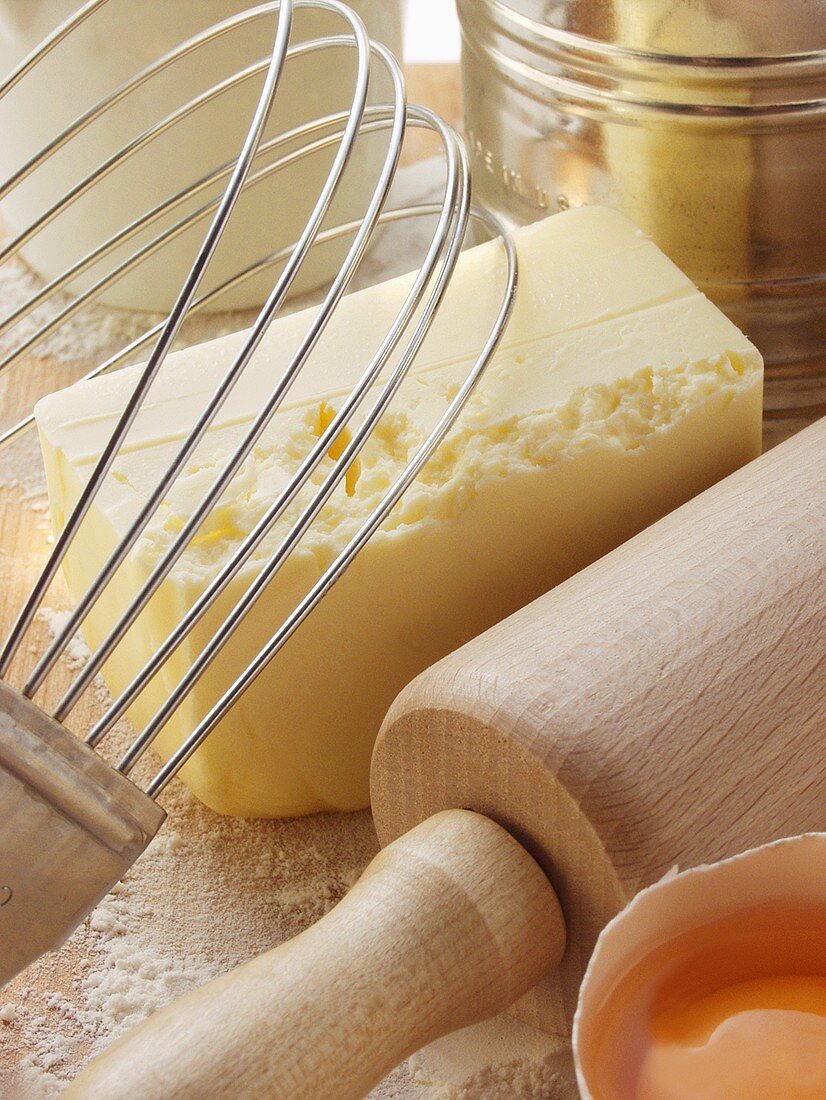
[{"x1": 36, "y1": 207, "x2": 763, "y2": 817}]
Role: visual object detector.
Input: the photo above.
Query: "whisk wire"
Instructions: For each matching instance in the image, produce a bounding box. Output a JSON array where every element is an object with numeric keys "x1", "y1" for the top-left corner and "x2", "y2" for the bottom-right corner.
[
  {"x1": 0, "y1": 2, "x2": 289, "y2": 205},
  {"x1": 0, "y1": 0, "x2": 108, "y2": 102},
  {"x1": 0, "y1": 0, "x2": 296, "y2": 678},
  {"x1": 80, "y1": 195, "x2": 463, "y2": 750},
  {"x1": 0, "y1": 143, "x2": 410, "y2": 455},
  {"x1": 23, "y1": 3, "x2": 373, "y2": 707},
  {"x1": 56, "y1": 38, "x2": 402, "y2": 725},
  {"x1": 0, "y1": 57, "x2": 279, "y2": 375},
  {"x1": 147, "y1": 204, "x2": 517, "y2": 796},
  {"x1": 115, "y1": 108, "x2": 467, "y2": 771},
  {"x1": 0, "y1": 65, "x2": 376, "y2": 351},
  {"x1": 0, "y1": 104, "x2": 396, "y2": 448},
  {"x1": 0, "y1": 0, "x2": 517, "y2": 797}
]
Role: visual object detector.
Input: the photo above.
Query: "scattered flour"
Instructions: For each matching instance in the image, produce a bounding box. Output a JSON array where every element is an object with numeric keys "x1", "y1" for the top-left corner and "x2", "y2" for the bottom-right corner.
[
  {"x1": 407, "y1": 1017, "x2": 578, "y2": 1099},
  {"x1": 36, "y1": 609, "x2": 91, "y2": 671},
  {"x1": 0, "y1": 721, "x2": 387, "y2": 1099},
  {"x1": 0, "y1": 605, "x2": 577, "y2": 1100},
  {"x1": 3, "y1": 578, "x2": 574, "y2": 1100}
]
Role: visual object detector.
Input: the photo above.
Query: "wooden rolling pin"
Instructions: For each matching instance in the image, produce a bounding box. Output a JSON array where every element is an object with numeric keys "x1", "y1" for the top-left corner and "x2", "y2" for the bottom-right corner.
[{"x1": 67, "y1": 418, "x2": 826, "y2": 1099}]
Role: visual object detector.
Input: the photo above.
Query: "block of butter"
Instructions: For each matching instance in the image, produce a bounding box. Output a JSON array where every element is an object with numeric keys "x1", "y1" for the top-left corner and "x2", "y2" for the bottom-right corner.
[{"x1": 36, "y1": 207, "x2": 763, "y2": 817}]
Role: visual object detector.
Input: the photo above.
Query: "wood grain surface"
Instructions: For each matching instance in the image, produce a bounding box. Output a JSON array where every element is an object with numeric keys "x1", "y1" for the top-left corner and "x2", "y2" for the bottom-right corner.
[
  {"x1": 64, "y1": 810, "x2": 564, "y2": 1100},
  {"x1": 372, "y1": 418, "x2": 826, "y2": 1036}
]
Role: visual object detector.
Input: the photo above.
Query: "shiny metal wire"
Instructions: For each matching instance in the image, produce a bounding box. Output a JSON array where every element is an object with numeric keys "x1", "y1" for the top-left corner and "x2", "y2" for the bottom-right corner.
[
  {"x1": 0, "y1": 0, "x2": 298, "y2": 676},
  {"x1": 0, "y1": 0, "x2": 517, "y2": 795},
  {"x1": 17, "y1": 2, "x2": 373, "y2": 697}
]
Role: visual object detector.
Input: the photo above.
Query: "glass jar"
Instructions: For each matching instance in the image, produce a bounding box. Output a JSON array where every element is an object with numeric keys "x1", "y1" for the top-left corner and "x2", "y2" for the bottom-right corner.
[
  {"x1": 0, "y1": 1, "x2": 403, "y2": 312},
  {"x1": 458, "y1": 0, "x2": 826, "y2": 371}
]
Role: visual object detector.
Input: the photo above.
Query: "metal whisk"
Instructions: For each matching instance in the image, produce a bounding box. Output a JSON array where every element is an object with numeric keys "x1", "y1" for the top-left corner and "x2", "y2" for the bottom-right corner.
[{"x1": 0, "y1": 0, "x2": 516, "y2": 984}]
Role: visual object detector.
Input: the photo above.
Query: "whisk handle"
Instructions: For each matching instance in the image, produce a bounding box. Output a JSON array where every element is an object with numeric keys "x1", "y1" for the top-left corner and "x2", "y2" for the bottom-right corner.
[
  {"x1": 0, "y1": 682, "x2": 165, "y2": 986},
  {"x1": 65, "y1": 809, "x2": 564, "y2": 1100}
]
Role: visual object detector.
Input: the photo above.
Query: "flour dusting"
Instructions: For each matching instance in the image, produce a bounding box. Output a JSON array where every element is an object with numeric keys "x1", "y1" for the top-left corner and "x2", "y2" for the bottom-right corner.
[{"x1": 0, "y1": 594, "x2": 576, "y2": 1100}]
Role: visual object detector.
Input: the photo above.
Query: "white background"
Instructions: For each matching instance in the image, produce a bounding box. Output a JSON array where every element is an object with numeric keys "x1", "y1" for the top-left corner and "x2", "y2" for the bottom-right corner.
[{"x1": 403, "y1": 0, "x2": 461, "y2": 62}]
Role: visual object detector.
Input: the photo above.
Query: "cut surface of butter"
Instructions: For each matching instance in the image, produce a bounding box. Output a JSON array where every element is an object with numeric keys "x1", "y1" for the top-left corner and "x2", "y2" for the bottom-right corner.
[{"x1": 36, "y1": 206, "x2": 763, "y2": 817}]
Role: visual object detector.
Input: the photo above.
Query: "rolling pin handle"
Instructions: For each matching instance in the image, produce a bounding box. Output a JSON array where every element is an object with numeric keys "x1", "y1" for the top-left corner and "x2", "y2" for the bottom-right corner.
[{"x1": 65, "y1": 809, "x2": 564, "y2": 1100}]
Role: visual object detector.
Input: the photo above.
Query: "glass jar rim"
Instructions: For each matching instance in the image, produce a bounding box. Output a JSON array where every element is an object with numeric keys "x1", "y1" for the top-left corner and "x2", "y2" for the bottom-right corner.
[
  {"x1": 458, "y1": 0, "x2": 826, "y2": 117},
  {"x1": 461, "y1": 0, "x2": 826, "y2": 72}
]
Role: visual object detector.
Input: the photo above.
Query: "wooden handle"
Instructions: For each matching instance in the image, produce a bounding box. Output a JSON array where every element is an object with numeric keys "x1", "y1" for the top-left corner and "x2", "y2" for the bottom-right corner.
[
  {"x1": 373, "y1": 417, "x2": 826, "y2": 1035},
  {"x1": 65, "y1": 810, "x2": 564, "y2": 1099}
]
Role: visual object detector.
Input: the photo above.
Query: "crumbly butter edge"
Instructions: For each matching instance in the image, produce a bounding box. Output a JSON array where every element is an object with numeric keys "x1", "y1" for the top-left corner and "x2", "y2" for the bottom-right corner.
[{"x1": 130, "y1": 349, "x2": 760, "y2": 582}]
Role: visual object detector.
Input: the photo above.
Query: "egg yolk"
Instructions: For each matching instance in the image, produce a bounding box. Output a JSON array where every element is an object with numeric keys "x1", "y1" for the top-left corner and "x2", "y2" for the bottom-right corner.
[{"x1": 581, "y1": 904, "x2": 826, "y2": 1100}]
